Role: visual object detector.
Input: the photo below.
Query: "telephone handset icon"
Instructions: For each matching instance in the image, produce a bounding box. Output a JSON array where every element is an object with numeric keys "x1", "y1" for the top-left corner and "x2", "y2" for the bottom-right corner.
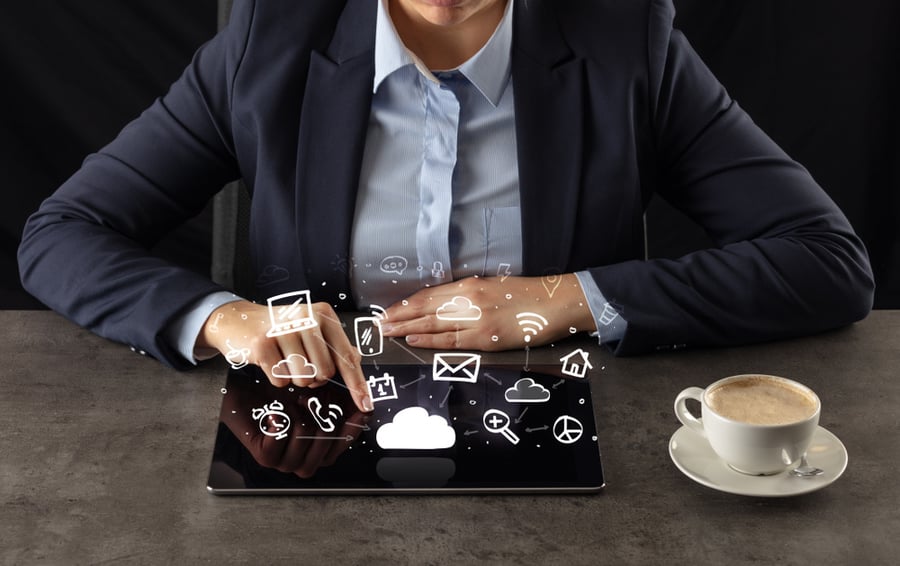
[{"x1": 307, "y1": 397, "x2": 344, "y2": 432}]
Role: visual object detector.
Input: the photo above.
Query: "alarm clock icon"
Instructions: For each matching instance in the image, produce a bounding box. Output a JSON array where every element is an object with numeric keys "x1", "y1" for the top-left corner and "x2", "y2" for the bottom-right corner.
[{"x1": 251, "y1": 401, "x2": 291, "y2": 440}]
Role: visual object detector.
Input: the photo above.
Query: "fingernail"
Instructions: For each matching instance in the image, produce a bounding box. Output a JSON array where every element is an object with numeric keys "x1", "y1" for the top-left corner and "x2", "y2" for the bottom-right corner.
[
  {"x1": 405, "y1": 335, "x2": 419, "y2": 344},
  {"x1": 380, "y1": 323, "x2": 394, "y2": 333},
  {"x1": 362, "y1": 395, "x2": 374, "y2": 412}
]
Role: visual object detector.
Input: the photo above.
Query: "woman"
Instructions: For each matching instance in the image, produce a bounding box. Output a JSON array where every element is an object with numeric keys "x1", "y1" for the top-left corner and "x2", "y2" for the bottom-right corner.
[{"x1": 18, "y1": 0, "x2": 874, "y2": 413}]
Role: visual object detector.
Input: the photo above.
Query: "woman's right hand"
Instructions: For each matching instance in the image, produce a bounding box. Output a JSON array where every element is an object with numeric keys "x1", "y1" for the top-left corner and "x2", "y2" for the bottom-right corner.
[{"x1": 197, "y1": 300, "x2": 373, "y2": 413}]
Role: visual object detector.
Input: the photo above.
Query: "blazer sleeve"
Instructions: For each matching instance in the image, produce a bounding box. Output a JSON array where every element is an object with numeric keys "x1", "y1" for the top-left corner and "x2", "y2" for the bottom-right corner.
[
  {"x1": 17, "y1": 1, "x2": 256, "y2": 368},
  {"x1": 591, "y1": 0, "x2": 874, "y2": 355}
]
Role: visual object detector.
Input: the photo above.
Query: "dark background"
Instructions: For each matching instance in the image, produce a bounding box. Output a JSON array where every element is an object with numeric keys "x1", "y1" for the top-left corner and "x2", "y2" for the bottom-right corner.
[
  {"x1": 2, "y1": 1, "x2": 897, "y2": 309},
  {"x1": 0, "y1": 1, "x2": 218, "y2": 308}
]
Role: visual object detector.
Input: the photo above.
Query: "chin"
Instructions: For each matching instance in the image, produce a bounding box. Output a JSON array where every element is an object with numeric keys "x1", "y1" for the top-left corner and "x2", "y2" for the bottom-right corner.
[{"x1": 403, "y1": 0, "x2": 502, "y2": 28}]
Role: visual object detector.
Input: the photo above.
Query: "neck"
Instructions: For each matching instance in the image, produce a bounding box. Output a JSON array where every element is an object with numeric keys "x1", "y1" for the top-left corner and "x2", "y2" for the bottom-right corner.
[{"x1": 389, "y1": 0, "x2": 507, "y2": 69}]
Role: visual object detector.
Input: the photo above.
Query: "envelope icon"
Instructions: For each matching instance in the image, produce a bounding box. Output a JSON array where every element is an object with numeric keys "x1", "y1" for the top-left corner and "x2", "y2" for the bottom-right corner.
[{"x1": 432, "y1": 353, "x2": 482, "y2": 383}]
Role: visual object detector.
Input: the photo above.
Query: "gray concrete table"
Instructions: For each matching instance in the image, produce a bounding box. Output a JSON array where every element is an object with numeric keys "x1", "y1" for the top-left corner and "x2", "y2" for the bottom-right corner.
[{"x1": 2, "y1": 310, "x2": 898, "y2": 565}]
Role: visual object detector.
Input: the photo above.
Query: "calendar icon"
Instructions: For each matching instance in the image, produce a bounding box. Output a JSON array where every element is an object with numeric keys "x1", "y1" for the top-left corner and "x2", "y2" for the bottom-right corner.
[{"x1": 367, "y1": 372, "x2": 398, "y2": 404}]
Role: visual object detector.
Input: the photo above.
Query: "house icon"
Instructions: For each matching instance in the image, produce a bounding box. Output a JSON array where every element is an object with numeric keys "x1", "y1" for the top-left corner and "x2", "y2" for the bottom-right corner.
[{"x1": 559, "y1": 348, "x2": 593, "y2": 379}]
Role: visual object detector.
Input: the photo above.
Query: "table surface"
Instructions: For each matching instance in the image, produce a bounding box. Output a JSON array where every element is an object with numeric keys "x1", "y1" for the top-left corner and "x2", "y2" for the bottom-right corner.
[{"x1": 2, "y1": 310, "x2": 898, "y2": 565}]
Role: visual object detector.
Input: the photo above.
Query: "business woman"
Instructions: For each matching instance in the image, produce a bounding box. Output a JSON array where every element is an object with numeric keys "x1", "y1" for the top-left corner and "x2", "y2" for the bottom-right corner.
[{"x1": 19, "y1": 0, "x2": 874, "y2": 414}]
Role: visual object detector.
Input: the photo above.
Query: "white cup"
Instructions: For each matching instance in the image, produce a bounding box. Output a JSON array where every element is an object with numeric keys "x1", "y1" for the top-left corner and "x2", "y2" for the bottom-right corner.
[{"x1": 674, "y1": 374, "x2": 821, "y2": 475}]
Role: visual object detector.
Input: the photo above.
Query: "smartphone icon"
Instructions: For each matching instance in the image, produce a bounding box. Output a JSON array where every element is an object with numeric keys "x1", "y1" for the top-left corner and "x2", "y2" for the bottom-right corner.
[{"x1": 354, "y1": 316, "x2": 383, "y2": 356}]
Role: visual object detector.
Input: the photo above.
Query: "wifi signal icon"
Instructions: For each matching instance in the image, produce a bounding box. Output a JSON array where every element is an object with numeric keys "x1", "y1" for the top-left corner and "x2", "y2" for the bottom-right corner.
[
  {"x1": 516, "y1": 312, "x2": 549, "y2": 343},
  {"x1": 369, "y1": 304, "x2": 388, "y2": 320}
]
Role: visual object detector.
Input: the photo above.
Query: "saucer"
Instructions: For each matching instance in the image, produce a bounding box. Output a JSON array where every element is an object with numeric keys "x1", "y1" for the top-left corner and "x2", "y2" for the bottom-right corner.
[{"x1": 668, "y1": 425, "x2": 847, "y2": 497}]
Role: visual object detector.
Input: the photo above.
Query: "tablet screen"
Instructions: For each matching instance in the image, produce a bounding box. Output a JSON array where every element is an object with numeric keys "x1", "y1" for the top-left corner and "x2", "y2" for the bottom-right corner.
[{"x1": 208, "y1": 363, "x2": 604, "y2": 494}]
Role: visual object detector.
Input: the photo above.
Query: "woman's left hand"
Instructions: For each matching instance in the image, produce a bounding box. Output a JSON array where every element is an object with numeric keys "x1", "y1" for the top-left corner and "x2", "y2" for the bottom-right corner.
[{"x1": 381, "y1": 274, "x2": 596, "y2": 351}]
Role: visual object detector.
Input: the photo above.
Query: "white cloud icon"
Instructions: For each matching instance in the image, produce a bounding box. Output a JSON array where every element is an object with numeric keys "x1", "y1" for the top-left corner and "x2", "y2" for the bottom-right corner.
[
  {"x1": 376, "y1": 407, "x2": 456, "y2": 450},
  {"x1": 271, "y1": 354, "x2": 318, "y2": 379},
  {"x1": 435, "y1": 296, "x2": 482, "y2": 321},
  {"x1": 505, "y1": 378, "x2": 551, "y2": 403}
]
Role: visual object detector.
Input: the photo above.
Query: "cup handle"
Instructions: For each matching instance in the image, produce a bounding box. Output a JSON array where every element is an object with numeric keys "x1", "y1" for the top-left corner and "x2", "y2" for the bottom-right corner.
[{"x1": 674, "y1": 387, "x2": 706, "y2": 437}]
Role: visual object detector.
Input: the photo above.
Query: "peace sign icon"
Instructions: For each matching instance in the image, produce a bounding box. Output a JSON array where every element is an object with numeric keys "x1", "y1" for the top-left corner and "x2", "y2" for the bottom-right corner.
[{"x1": 553, "y1": 415, "x2": 584, "y2": 445}]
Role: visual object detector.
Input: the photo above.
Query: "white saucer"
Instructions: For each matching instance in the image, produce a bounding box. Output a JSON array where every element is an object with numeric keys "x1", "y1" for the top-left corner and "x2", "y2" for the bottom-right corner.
[{"x1": 668, "y1": 425, "x2": 848, "y2": 497}]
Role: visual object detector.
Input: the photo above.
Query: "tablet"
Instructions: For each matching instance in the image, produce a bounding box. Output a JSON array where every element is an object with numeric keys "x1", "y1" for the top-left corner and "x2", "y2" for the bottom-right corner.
[{"x1": 207, "y1": 362, "x2": 604, "y2": 494}]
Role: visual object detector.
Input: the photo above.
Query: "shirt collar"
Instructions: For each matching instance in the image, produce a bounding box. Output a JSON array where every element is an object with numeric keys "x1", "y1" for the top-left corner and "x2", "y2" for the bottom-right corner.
[{"x1": 373, "y1": 0, "x2": 514, "y2": 107}]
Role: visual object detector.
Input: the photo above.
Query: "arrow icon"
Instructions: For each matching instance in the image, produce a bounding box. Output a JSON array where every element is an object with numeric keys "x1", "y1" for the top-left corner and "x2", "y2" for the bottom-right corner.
[
  {"x1": 514, "y1": 406, "x2": 530, "y2": 424},
  {"x1": 484, "y1": 372, "x2": 502, "y2": 386},
  {"x1": 439, "y1": 385, "x2": 454, "y2": 408},
  {"x1": 552, "y1": 379, "x2": 565, "y2": 389},
  {"x1": 400, "y1": 374, "x2": 426, "y2": 389},
  {"x1": 526, "y1": 425, "x2": 549, "y2": 433},
  {"x1": 389, "y1": 337, "x2": 429, "y2": 363},
  {"x1": 295, "y1": 435, "x2": 355, "y2": 442}
]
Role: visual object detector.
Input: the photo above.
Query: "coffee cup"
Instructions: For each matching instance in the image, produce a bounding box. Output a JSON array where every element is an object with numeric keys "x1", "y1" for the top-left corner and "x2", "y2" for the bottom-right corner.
[
  {"x1": 225, "y1": 340, "x2": 251, "y2": 370},
  {"x1": 674, "y1": 374, "x2": 820, "y2": 475}
]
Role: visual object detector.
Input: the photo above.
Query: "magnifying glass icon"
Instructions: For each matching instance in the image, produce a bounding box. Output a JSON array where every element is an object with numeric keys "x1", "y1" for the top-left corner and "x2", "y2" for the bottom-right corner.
[{"x1": 483, "y1": 409, "x2": 520, "y2": 445}]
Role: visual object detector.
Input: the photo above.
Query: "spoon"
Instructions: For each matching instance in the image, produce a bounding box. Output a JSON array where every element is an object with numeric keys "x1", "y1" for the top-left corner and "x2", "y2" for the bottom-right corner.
[{"x1": 790, "y1": 454, "x2": 824, "y2": 478}]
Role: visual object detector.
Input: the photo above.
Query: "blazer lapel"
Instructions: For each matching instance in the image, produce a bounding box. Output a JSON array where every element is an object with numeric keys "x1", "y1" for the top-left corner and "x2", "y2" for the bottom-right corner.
[
  {"x1": 512, "y1": 0, "x2": 585, "y2": 276},
  {"x1": 295, "y1": 0, "x2": 376, "y2": 305}
]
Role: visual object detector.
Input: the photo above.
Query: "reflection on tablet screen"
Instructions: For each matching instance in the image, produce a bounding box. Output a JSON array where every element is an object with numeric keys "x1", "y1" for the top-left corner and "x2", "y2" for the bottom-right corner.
[{"x1": 208, "y1": 364, "x2": 604, "y2": 494}]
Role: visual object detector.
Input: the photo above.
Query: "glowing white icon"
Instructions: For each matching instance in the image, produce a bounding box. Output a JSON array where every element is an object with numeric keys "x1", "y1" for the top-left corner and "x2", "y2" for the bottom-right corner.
[
  {"x1": 376, "y1": 407, "x2": 456, "y2": 450},
  {"x1": 265, "y1": 290, "x2": 318, "y2": 337},
  {"x1": 225, "y1": 340, "x2": 251, "y2": 370},
  {"x1": 256, "y1": 264, "x2": 290, "y2": 287},
  {"x1": 516, "y1": 312, "x2": 549, "y2": 343},
  {"x1": 541, "y1": 274, "x2": 562, "y2": 298},
  {"x1": 367, "y1": 372, "x2": 399, "y2": 403},
  {"x1": 208, "y1": 312, "x2": 224, "y2": 334},
  {"x1": 505, "y1": 378, "x2": 551, "y2": 403},
  {"x1": 369, "y1": 304, "x2": 388, "y2": 320},
  {"x1": 436, "y1": 296, "x2": 483, "y2": 321},
  {"x1": 252, "y1": 401, "x2": 291, "y2": 440},
  {"x1": 553, "y1": 415, "x2": 584, "y2": 445},
  {"x1": 560, "y1": 348, "x2": 593, "y2": 379},
  {"x1": 599, "y1": 302, "x2": 620, "y2": 326},
  {"x1": 271, "y1": 353, "x2": 318, "y2": 379},
  {"x1": 483, "y1": 409, "x2": 520, "y2": 445},
  {"x1": 307, "y1": 397, "x2": 343, "y2": 433},
  {"x1": 354, "y1": 316, "x2": 384, "y2": 356},
  {"x1": 380, "y1": 255, "x2": 408, "y2": 276},
  {"x1": 497, "y1": 263, "x2": 513, "y2": 282},
  {"x1": 432, "y1": 261, "x2": 446, "y2": 279},
  {"x1": 331, "y1": 255, "x2": 350, "y2": 275},
  {"x1": 432, "y1": 353, "x2": 482, "y2": 383}
]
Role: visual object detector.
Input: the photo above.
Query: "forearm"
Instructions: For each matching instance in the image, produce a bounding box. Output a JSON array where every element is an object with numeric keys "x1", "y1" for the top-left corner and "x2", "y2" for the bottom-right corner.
[{"x1": 590, "y1": 229, "x2": 874, "y2": 356}]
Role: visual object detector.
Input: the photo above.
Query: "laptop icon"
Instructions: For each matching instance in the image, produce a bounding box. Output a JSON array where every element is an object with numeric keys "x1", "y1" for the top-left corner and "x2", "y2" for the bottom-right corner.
[{"x1": 265, "y1": 290, "x2": 318, "y2": 337}]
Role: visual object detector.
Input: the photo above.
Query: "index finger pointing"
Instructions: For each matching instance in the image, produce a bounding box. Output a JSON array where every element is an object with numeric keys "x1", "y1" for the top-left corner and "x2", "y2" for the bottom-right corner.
[{"x1": 316, "y1": 310, "x2": 373, "y2": 413}]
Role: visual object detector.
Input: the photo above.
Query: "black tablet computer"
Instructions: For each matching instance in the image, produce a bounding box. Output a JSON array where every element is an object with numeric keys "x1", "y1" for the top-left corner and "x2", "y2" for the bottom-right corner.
[{"x1": 207, "y1": 361, "x2": 604, "y2": 494}]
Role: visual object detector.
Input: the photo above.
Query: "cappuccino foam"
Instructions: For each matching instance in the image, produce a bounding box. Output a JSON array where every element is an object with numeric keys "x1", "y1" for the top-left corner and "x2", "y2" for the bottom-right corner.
[{"x1": 706, "y1": 376, "x2": 817, "y2": 426}]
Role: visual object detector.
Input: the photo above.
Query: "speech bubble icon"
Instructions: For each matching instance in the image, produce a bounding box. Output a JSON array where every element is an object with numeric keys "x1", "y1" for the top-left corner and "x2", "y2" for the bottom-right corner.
[{"x1": 379, "y1": 255, "x2": 408, "y2": 276}]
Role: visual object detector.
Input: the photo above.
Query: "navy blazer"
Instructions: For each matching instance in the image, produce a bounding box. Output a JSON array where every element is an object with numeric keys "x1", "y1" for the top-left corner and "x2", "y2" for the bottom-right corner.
[{"x1": 19, "y1": 0, "x2": 874, "y2": 367}]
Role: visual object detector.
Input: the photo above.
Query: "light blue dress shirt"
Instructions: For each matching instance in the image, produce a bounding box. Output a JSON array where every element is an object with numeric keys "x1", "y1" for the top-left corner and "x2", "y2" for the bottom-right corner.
[
  {"x1": 167, "y1": 0, "x2": 626, "y2": 363},
  {"x1": 349, "y1": 0, "x2": 522, "y2": 307}
]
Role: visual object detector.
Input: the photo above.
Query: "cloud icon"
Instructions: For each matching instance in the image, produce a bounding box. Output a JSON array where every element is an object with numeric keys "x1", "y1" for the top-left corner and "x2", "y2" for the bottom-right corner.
[
  {"x1": 271, "y1": 354, "x2": 318, "y2": 379},
  {"x1": 257, "y1": 264, "x2": 290, "y2": 287},
  {"x1": 435, "y1": 296, "x2": 482, "y2": 321},
  {"x1": 504, "y1": 378, "x2": 551, "y2": 403},
  {"x1": 376, "y1": 407, "x2": 456, "y2": 450}
]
